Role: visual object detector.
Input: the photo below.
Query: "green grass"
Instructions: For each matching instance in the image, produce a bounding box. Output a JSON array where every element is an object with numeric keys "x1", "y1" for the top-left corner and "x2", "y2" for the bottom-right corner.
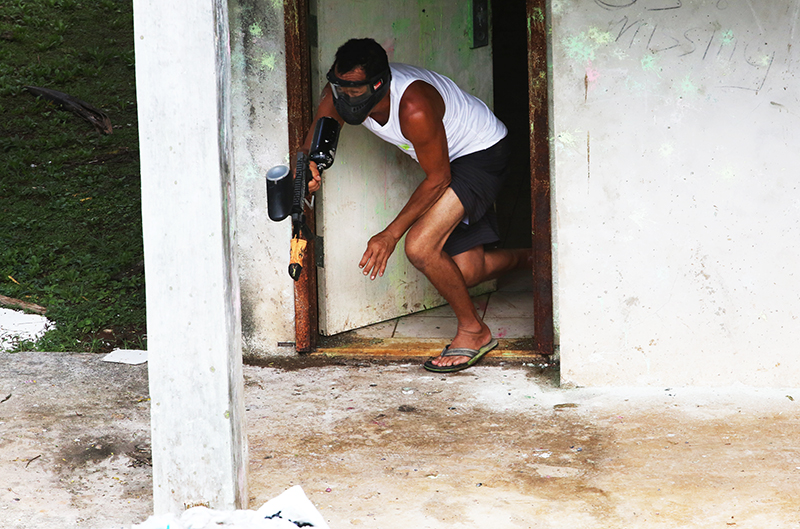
[{"x1": 0, "y1": 0, "x2": 145, "y2": 352}]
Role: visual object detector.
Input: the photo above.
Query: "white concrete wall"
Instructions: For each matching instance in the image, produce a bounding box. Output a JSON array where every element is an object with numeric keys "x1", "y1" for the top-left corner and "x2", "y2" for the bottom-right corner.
[
  {"x1": 134, "y1": 0, "x2": 247, "y2": 512},
  {"x1": 228, "y1": 1, "x2": 296, "y2": 358},
  {"x1": 552, "y1": 1, "x2": 800, "y2": 386}
]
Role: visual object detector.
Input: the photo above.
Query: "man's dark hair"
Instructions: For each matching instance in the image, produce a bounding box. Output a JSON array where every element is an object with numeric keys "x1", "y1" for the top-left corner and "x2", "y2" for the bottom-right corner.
[{"x1": 332, "y1": 38, "x2": 389, "y2": 79}]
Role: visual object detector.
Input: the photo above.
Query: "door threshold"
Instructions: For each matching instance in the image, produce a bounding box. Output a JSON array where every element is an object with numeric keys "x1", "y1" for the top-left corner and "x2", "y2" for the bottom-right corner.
[{"x1": 314, "y1": 335, "x2": 548, "y2": 359}]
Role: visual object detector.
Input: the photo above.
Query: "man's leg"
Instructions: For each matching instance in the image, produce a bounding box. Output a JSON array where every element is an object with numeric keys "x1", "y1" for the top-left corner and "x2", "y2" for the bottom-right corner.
[
  {"x1": 404, "y1": 189, "x2": 494, "y2": 367},
  {"x1": 422, "y1": 245, "x2": 531, "y2": 368},
  {"x1": 453, "y1": 245, "x2": 533, "y2": 289}
]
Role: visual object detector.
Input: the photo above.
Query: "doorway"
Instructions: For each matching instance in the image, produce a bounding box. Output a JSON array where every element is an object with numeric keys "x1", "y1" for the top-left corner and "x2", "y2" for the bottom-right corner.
[
  {"x1": 285, "y1": 0, "x2": 552, "y2": 356},
  {"x1": 493, "y1": 0, "x2": 533, "y2": 252}
]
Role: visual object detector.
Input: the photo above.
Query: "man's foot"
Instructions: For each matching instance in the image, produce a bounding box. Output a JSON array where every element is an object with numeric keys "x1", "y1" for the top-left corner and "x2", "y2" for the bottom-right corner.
[
  {"x1": 423, "y1": 338, "x2": 498, "y2": 373},
  {"x1": 428, "y1": 324, "x2": 493, "y2": 369}
]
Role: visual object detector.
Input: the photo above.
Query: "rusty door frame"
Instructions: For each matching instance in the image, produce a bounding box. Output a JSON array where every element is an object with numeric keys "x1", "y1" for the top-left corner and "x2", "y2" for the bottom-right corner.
[
  {"x1": 527, "y1": 0, "x2": 554, "y2": 355},
  {"x1": 284, "y1": 0, "x2": 317, "y2": 353},
  {"x1": 284, "y1": 0, "x2": 554, "y2": 355}
]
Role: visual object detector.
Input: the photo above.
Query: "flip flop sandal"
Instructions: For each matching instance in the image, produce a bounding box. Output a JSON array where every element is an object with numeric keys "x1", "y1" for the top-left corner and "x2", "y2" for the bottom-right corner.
[{"x1": 423, "y1": 338, "x2": 499, "y2": 373}]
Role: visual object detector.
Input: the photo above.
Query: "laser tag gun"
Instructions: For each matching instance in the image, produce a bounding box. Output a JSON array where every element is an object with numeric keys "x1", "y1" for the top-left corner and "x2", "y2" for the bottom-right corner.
[{"x1": 266, "y1": 116, "x2": 340, "y2": 281}]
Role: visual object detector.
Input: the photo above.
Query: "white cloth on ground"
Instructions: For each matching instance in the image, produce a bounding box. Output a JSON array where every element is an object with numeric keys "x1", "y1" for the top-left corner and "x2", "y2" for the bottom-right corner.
[{"x1": 129, "y1": 486, "x2": 330, "y2": 529}]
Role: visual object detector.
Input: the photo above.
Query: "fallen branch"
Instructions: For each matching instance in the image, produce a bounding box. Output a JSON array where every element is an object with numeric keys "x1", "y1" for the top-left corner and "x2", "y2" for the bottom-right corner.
[
  {"x1": 24, "y1": 85, "x2": 113, "y2": 134},
  {"x1": 0, "y1": 295, "x2": 47, "y2": 315},
  {"x1": 63, "y1": 147, "x2": 136, "y2": 167}
]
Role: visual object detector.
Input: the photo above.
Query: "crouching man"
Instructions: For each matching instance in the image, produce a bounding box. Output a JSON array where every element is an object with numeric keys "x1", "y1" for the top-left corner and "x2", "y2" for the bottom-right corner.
[{"x1": 301, "y1": 38, "x2": 531, "y2": 372}]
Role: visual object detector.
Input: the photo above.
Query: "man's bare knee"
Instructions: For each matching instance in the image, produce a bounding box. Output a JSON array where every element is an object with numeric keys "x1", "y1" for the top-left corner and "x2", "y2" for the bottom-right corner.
[
  {"x1": 458, "y1": 265, "x2": 484, "y2": 288},
  {"x1": 404, "y1": 227, "x2": 430, "y2": 270},
  {"x1": 453, "y1": 247, "x2": 485, "y2": 288}
]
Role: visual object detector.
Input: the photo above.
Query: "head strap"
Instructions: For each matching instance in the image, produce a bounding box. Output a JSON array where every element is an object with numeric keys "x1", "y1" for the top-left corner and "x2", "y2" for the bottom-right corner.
[{"x1": 326, "y1": 67, "x2": 389, "y2": 89}]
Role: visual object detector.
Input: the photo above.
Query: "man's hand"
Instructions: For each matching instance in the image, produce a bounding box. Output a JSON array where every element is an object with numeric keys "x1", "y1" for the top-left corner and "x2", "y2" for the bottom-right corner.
[
  {"x1": 307, "y1": 161, "x2": 322, "y2": 193},
  {"x1": 359, "y1": 230, "x2": 399, "y2": 280}
]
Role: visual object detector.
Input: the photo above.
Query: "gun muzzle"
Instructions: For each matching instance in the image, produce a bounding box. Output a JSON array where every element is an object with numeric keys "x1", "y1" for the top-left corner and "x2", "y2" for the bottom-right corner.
[{"x1": 289, "y1": 236, "x2": 307, "y2": 281}]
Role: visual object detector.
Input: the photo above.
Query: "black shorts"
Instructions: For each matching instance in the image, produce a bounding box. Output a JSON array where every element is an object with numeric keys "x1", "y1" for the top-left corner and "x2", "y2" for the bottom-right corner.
[{"x1": 443, "y1": 135, "x2": 511, "y2": 256}]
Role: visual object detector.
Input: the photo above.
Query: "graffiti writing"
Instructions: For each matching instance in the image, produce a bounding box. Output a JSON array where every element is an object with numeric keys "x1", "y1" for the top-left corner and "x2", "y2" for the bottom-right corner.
[
  {"x1": 596, "y1": 0, "x2": 732, "y2": 11},
  {"x1": 595, "y1": 0, "x2": 683, "y2": 11},
  {"x1": 596, "y1": 0, "x2": 735, "y2": 11},
  {"x1": 605, "y1": 15, "x2": 776, "y2": 92}
]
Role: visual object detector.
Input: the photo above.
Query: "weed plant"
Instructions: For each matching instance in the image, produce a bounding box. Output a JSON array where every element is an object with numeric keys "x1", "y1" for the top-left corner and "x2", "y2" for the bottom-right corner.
[{"x1": 0, "y1": 0, "x2": 145, "y2": 352}]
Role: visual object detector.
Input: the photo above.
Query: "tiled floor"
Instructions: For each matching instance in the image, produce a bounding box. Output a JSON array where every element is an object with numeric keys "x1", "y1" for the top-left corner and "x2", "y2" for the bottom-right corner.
[{"x1": 350, "y1": 269, "x2": 534, "y2": 339}]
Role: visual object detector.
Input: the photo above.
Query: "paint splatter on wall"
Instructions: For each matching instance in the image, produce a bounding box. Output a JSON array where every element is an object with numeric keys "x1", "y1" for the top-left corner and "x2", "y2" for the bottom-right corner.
[{"x1": 558, "y1": 1, "x2": 780, "y2": 100}]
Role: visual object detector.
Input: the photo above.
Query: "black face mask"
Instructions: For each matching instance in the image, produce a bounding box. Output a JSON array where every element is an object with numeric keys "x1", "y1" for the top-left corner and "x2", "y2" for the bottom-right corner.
[{"x1": 327, "y1": 67, "x2": 391, "y2": 125}]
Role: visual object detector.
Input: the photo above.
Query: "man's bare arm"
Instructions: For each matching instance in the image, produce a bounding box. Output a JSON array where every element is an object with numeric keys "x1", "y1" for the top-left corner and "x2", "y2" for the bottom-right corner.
[
  {"x1": 359, "y1": 80, "x2": 451, "y2": 279},
  {"x1": 301, "y1": 86, "x2": 344, "y2": 193}
]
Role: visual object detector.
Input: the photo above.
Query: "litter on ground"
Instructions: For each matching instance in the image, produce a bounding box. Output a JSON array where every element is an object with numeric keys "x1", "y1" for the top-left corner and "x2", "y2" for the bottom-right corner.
[{"x1": 130, "y1": 486, "x2": 330, "y2": 529}]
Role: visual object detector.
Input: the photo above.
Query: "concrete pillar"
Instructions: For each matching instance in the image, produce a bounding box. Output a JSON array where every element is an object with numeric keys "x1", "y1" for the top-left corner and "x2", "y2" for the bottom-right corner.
[{"x1": 133, "y1": 0, "x2": 247, "y2": 513}]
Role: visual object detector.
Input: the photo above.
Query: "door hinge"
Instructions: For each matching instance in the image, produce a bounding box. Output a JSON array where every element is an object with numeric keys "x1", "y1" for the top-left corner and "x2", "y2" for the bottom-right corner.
[
  {"x1": 315, "y1": 235, "x2": 324, "y2": 268},
  {"x1": 472, "y1": 0, "x2": 489, "y2": 49}
]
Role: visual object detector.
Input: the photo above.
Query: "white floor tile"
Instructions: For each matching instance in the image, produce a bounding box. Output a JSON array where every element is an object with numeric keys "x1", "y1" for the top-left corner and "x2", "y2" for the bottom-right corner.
[
  {"x1": 394, "y1": 316, "x2": 458, "y2": 339},
  {"x1": 484, "y1": 291, "x2": 534, "y2": 319},
  {"x1": 484, "y1": 317, "x2": 535, "y2": 339}
]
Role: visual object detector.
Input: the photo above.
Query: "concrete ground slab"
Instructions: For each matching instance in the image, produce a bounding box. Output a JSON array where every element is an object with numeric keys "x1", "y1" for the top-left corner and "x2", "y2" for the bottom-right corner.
[
  {"x1": 0, "y1": 352, "x2": 151, "y2": 529},
  {"x1": 2, "y1": 352, "x2": 799, "y2": 528}
]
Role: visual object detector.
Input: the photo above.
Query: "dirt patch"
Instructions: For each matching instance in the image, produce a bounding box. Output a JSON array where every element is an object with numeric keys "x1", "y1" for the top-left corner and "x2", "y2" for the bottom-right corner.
[{"x1": 0, "y1": 352, "x2": 152, "y2": 528}]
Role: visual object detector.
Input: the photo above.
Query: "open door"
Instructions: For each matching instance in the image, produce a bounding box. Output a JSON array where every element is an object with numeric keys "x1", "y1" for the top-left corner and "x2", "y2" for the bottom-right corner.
[{"x1": 310, "y1": 1, "x2": 499, "y2": 337}]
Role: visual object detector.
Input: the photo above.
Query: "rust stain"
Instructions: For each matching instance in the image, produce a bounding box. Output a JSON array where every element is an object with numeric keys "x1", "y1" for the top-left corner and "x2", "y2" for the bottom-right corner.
[
  {"x1": 527, "y1": 0, "x2": 554, "y2": 355},
  {"x1": 585, "y1": 72, "x2": 589, "y2": 101},
  {"x1": 587, "y1": 130, "x2": 591, "y2": 181}
]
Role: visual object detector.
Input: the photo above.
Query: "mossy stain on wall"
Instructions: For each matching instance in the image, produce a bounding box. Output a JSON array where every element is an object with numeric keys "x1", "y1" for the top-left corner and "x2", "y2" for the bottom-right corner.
[{"x1": 249, "y1": 23, "x2": 263, "y2": 38}]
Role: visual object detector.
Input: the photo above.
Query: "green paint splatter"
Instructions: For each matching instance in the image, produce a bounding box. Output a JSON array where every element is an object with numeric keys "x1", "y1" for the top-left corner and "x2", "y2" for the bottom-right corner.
[
  {"x1": 259, "y1": 53, "x2": 276, "y2": 71},
  {"x1": 679, "y1": 75, "x2": 697, "y2": 94},
  {"x1": 558, "y1": 131, "x2": 578, "y2": 148},
  {"x1": 249, "y1": 23, "x2": 262, "y2": 38},
  {"x1": 586, "y1": 27, "x2": 613, "y2": 45},
  {"x1": 528, "y1": 8, "x2": 546, "y2": 40},
  {"x1": 392, "y1": 18, "x2": 411, "y2": 34},
  {"x1": 563, "y1": 33, "x2": 595, "y2": 62},
  {"x1": 720, "y1": 30, "x2": 734, "y2": 45},
  {"x1": 641, "y1": 55, "x2": 661, "y2": 76},
  {"x1": 418, "y1": 2, "x2": 444, "y2": 68},
  {"x1": 562, "y1": 28, "x2": 613, "y2": 63}
]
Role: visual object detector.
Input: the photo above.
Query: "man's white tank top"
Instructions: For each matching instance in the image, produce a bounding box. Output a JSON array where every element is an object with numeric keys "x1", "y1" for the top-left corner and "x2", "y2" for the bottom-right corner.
[{"x1": 362, "y1": 63, "x2": 507, "y2": 162}]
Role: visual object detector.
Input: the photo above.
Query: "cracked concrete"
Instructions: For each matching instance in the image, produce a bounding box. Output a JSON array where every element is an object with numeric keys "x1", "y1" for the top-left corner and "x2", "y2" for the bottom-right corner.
[{"x1": 1, "y1": 352, "x2": 799, "y2": 528}]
